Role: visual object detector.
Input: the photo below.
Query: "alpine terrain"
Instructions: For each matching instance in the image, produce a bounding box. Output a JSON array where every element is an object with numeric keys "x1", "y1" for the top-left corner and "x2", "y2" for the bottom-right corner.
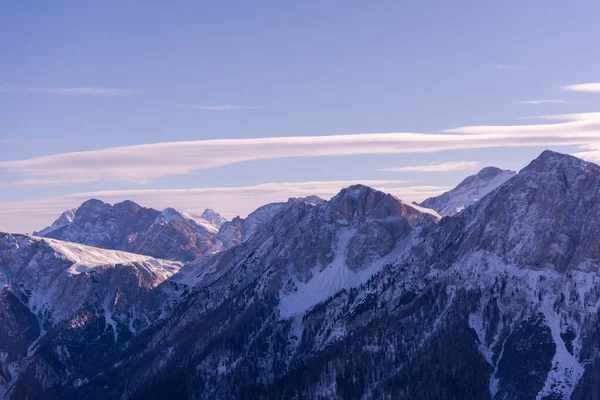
[
  {"x1": 3, "y1": 150, "x2": 600, "y2": 400},
  {"x1": 418, "y1": 166, "x2": 516, "y2": 216}
]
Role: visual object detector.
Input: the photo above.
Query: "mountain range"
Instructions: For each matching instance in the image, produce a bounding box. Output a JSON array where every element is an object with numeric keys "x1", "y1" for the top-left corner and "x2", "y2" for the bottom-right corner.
[{"x1": 2, "y1": 150, "x2": 600, "y2": 399}]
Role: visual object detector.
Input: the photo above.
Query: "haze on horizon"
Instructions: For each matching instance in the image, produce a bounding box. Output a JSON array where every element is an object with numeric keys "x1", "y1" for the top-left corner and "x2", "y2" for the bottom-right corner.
[{"x1": 1, "y1": 1, "x2": 600, "y2": 233}]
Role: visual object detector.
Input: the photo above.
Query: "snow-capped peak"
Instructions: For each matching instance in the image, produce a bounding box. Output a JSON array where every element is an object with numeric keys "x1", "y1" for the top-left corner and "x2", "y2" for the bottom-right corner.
[
  {"x1": 200, "y1": 209, "x2": 227, "y2": 228},
  {"x1": 288, "y1": 195, "x2": 326, "y2": 206},
  {"x1": 155, "y1": 208, "x2": 220, "y2": 234},
  {"x1": 33, "y1": 208, "x2": 77, "y2": 236},
  {"x1": 418, "y1": 166, "x2": 516, "y2": 216}
]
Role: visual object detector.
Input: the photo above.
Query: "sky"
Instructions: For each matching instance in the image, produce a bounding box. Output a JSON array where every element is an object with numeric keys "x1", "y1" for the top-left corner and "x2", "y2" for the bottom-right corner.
[{"x1": 1, "y1": 1, "x2": 600, "y2": 233}]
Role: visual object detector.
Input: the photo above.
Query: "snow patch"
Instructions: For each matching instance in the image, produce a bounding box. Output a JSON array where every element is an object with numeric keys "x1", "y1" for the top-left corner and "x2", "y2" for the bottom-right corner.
[{"x1": 278, "y1": 228, "x2": 416, "y2": 318}]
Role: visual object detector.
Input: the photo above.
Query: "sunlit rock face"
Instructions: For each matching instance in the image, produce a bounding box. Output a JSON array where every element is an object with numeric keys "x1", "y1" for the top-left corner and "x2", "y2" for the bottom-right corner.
[{"x1": 36, "y1": 200, "x2": 226, "y2": 261}]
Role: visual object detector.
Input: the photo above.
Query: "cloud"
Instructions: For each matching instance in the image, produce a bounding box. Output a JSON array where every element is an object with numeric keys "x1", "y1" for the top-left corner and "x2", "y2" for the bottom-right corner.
[
  {"x1": 572, "y1": 143, "x2": 600, "y2": 164},
  {"x1": 0, "y1": 86, "x2": 132, "y2": 96},
  {"x1": 0, "y1": 180, "x2": 449, "y2": 234},
  {"x1": 514, "y1": 100, "x2": 566, "y2": 105},
  {"x1": 172, "y1": 105, "x2": 262, "y2": 110},
  {"x1": 378, "y1": 161, "x2": 481, "y2": 173},
  {"x1": 2, "y1": 112, "x2": 600, "y2": 185},
  {"x1": 496, "y1": 64, "x2": 525, "y2": 71},
  {"x1": 562, "y1": 83, "x2": 600, "y2": 93}
]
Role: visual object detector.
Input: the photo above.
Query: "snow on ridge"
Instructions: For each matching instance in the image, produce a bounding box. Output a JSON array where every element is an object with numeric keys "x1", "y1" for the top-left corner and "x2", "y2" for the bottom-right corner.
[
  {"x1": 33, "y1": 209, "x2": 77, "y2": 237},
  {"x1": 43, "y1": 236, "x2": 181, "y2": 276},
  {"x1": 419, "y1": 167, "x2": 516, "y2": 217},
  {"x1": 156, "y1": 207, "x2": 219, "y2": 234},
  {"x1": 408, "y1": 203, "x2": 441, "y2": 218}
]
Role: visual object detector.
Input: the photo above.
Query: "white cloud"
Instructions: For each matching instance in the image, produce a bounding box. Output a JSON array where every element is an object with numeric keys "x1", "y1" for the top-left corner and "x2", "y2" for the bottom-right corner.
[
  {"x1": 514, "y1": 100, "x2": 566, "y2": 105},
  {"x1": 378, "y1": 161, "x2": 481, "y2": 173},
  {"x1": 0, "y1": 86, "x2": 132, "y2": 96},
  {"x1": 172, "y1": 105, "x2": 261, "y2": 110},
  {"x1": 496, "y1": 64, "x2": 525, "y2": 71},
  {"x1": 441, "y1": 111, "x2": 600, "y2": 135},
  {"x1": 572, "y1": 143, "x2": 600, "y2": 164},
  {"x1": 0, "y1": 180, "x2": 449, "y2": 234},
  {"x1": 562, "y1": 83, "x2": 600, "y2": 93},
  {"x1": 2, "y1": 112, "x2": 600, "y2": 185}
]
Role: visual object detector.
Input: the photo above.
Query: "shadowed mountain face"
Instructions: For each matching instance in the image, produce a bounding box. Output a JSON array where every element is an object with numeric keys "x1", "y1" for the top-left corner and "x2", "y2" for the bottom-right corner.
[
  {"x1": 35, "y1": 200, "x2": 227, "y2": 262},
  {"x1": 419, "y1": 166, "x2": 516, "y2": 216},
  {"x1": 4, "y1": 151, "x2": 600, "y2": 399},
  {"x1": 0, "y1": 233, "x2": 181, "y2": 398}
]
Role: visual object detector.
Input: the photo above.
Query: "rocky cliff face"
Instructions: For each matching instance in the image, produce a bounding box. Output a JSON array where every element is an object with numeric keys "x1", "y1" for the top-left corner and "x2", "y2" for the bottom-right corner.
[
  {"x1": 37, "y1": 201, "x2": 226, "y2": 262},
  {"x1": 0, "y1": 233, "x2": 181, "y2": 398},
  {"x1": 419, "y1": 166, "x2": 516, "y2": 216},
  {"x1": 5, "y1": 151, "x2": 600, "y2": 400},
  {"x1": 216, "y1": 195, "x2": 326, "y2": 248}
]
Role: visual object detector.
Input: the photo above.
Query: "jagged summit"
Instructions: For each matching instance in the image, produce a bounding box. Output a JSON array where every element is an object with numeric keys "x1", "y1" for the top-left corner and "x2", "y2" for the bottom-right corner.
[
  {"x1": 9, "y1": 150, "x2": 600, "y2": 399},
  {"x1": 33, "y1": 208, "x2": 76, "y2": 236},
  {"x1": 216, "y1": 197, "x2": 325, "y2": 248},
  {"x1": 329, "y1": 184, "x2": 433, "y2": 224},
  {"x1": 201, "y1": 209, "x2": 227, "y2": 227},
  {"x1": 429, "y1": 149, "x2": 600, "y2": 272},
  {"x1": 76, "y1": 198, "x2": 107, "y2": 212},
  {"x1": 522, "y1": 149, "x2": 596, "y2": 175},
  {"x1": 36, "y1": 200, "x2": 225, "y2": 261},
  {"x1": 418, "y1": 165, "x2": 516, "y2": 216},
  {"x1": 329, "y1": 184, "x2": 394, "y2": 216},
  {"x1": 288, "y1": 195, "x2": 325, "y2": 206},
  {"x1": 455, "y1": 166, "x2": 509, "y2": 189}
]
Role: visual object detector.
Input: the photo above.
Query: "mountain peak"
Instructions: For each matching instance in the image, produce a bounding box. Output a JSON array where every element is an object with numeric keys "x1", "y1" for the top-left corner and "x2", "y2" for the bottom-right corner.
[
  {"x1": 33, "y1": 208, "x2": 76, "y2": 236},
  {"x1": 474, "y1": 166, "x2": 506, "y2": 179},
  {"x1": 522, "y1": 150, "x2": 594, "y2": 175},
  {"x1": 435, "y1": 150, "x2": 600, "y2": 272},
  {"x1": 113, "y1": 199, "x2": 143, "y2": 210},
  {"x1": 538, "y1": 149, "x2": 568, "y2": 159},
  {"x1": 77, "y1": 198, "x2": 108, "y2": 212},
  {"x1": 201, "y1": 209, "x2": 227, "y2": 227},
  {"x1": 419, "y1": 166, "x2": 516, "y2": 216},
  {"x1": 288, "y1": 195, "x2": 325, "y2": 206},
  {"x1": 330, "y1": 184, "x2": 416, "y2": 221},
  {"x1": 332, "y1": 184, "x2": 384, "y2": 202}
]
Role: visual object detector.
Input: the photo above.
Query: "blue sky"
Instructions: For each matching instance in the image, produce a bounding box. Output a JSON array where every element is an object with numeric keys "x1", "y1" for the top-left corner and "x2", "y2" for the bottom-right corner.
[{"x1": 1, "y1": 1, "x2": 600, "y2": 232}]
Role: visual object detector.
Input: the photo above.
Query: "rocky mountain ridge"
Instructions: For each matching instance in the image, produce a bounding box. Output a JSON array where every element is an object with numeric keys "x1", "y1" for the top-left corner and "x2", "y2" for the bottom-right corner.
[
  {"x1": 418, "y1": 166, "x2": 516, "y2": 216},
  {"x1": 3, "y1": 151, "x2": 600, "y2": 399},
  {"x1": 0, "y1": 234, "x2": 182, "y2": 397},
  {"x1": 35, "y1": 200, "x2": 226, "y2": 262}
]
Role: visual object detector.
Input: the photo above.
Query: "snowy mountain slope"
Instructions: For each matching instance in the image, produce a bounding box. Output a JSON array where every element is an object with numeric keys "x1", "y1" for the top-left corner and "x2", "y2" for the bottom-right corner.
[
  {"x1": 396, "y1": 151, "x2": 600, "y2": 399},
  {"x1": 37, "y1": 200, "x2": 226, "y2": 261},
  {"x1": 418, "y1": 166, "x2": 516, "y2": 216},
  {"x1": 83, "y1": 152, "x2": 600, "y2": 400},
  {"x1": 200, "y1": 209, "x2": 227, "y2": 228},
  {"x1": 0, "y1": 233, "x2": 181, "y2": 324},
  {"x1": 0, "y1": 233, "x2": 182, "y2": 398},
  {"x1": 73, "y1": 185, "x2": 440, "y2": 399},
  {"x1": 6, "y1": 151, "x2": 600, "y2": 400},
  {"x1": 32, "y1": 209, "x2": 76, "y2": 237}
]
